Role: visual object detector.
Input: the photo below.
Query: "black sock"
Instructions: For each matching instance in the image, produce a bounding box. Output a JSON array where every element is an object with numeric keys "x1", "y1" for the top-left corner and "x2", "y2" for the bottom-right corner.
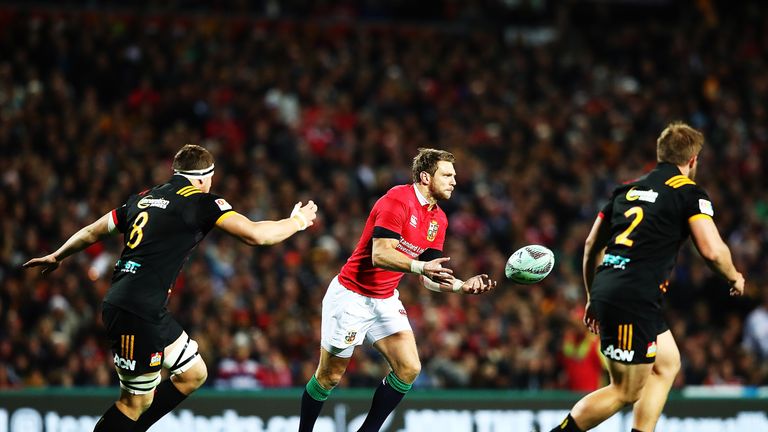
[
  {"x1": 356, "y1": 378, "x2": 408, "y2": 432},
  {"x1": 631, "y1": 429, "x2": 645, "y2": 432},
  {"x1": 299, "y1": 388, "x2": 326, "y2": 432},
  {"x1": 93, "y1": 403, "x2": 136, "y2": 432},
  {"x1": 135, "y1": 380, "x2": 188, "y2": 432},
  {"x1": 550, "y1": 413, "x2": 584, "y2": 432}
]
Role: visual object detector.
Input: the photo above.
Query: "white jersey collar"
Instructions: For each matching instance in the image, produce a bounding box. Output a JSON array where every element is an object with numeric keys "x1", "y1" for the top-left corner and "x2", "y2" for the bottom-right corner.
[{"x1": 413, "y1": 184, "x2": 431, "y2": 207}]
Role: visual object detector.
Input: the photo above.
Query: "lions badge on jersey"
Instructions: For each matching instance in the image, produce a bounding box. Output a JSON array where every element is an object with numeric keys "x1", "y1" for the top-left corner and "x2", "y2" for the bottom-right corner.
[{"x1": 427, "y1": 220, "x2": 439, "y2": 241}]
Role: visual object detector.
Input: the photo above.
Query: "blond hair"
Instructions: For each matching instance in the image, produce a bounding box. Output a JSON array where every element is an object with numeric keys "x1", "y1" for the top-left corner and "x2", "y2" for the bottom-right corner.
[{"x1": 656, "y1": 122, "x2": 704, "y2": 165}]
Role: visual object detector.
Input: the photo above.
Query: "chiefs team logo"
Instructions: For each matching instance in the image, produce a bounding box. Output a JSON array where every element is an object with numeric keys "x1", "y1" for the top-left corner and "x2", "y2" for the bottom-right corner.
[
  {"x1": 646, "y1": 341, "x2": 657, "y2": 358},
  {"x1": 149, "y1": 352, "x2": 162, "y2": 367},
  {"x1": 427, "y1": 220, "x2": 439, "y2": 242},
  {"x1": 344, "y1": 330, "x2": 357, "y2": 345}
]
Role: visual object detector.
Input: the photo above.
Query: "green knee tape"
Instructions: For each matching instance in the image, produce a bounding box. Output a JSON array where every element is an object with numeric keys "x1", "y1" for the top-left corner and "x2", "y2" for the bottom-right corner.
[
  {"x1": 385, "y1": 372, "x2": 412, "y2": 394},
  {"x1": 306, "y1": 375, "x2": 332, "y2": 401}
]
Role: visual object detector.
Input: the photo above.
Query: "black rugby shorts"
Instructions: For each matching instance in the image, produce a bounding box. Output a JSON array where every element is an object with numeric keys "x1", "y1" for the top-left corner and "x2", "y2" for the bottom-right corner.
[
  {"x1": 101, "y1": 302, "x2": 183, "y2": 374},
  {"x1": 591, "y1": 300, "x2": 668, "y2": 364}
]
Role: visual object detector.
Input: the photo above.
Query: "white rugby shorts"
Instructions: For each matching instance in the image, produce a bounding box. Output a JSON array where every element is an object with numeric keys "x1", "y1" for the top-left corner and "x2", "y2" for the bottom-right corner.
[{"x1": 321, "y1": 275, "x2": 412, "y2": 358}]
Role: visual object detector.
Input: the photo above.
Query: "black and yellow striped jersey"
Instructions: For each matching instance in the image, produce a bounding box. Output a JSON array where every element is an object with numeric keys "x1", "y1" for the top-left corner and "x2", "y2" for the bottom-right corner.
[
  {"x1": 105, "y1": 175, "x2": 235, "y2": 321},
  {"x1": 591, "y1": 162, "x2": 714, "y2": 308}
]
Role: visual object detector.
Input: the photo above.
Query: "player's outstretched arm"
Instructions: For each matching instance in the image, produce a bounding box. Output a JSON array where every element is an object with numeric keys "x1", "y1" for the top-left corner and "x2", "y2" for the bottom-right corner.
[
  {"x1": 23, "y1": 212, "x2": 114, "y2": 275},
  {"x1": 421, "y1": 273, "x2": 497, "y2": 295},
  {"x1": 689, "y1": 216, "x2": 745, "y2": 296},
  {"x1": 216, "y1": 201, "x2": 318, "y2": 246},
  {"x1": 371, "y1": 237, "x2": 453, "y2": 282}
]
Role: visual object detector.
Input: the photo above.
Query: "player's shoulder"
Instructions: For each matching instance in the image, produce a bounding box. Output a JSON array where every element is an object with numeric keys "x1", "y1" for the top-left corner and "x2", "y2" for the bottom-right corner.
[
  {"x1": 183, "y1": 190, "x2": 233, "y2": 211},
  {"x1": 385, "y1": 184, "x2": 414, "y2": 200},
  {"x1": 661, "y1": 174, "x2": 697, "y2": 190},
  {"x1": 376, "y1": 184, "x2": 413, "y2": 206},
  {"x1": 208, "y1": 195, "x2": 234, "y2": 212},
  {"x1": 168, "y1": 178, "x2": 216, "y2": 202},
  {"x1": 174, "y1": 184, "x2": 205, "y2": 199},
  {"x1": 658, "y1": 174, "x2": 710, "y2": 202},
  {"x1": 119, "y1": 186, "x2": 155, "y2": 212},
  {"x1": 619, "y1": 164, "x2": 705, "y2": 195},
  {"x1": 434, "y1": 205, "x2": 448, "y2": 223}
]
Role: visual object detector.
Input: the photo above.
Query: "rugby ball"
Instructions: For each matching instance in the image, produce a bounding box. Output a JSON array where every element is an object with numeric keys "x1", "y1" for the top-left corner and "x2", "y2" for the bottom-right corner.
[{"x1": 505, "y1": 245, "x2": 555, "y2": 284}]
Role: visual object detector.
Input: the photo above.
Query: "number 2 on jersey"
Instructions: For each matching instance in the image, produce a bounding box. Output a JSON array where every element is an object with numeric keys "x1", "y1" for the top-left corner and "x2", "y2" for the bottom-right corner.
[
  {"x1": 615, "y1": 206, "x2": 643, "y2": 247},
  {"x1": 127, "y1": 211, "x2": 149, "y2": 249}
]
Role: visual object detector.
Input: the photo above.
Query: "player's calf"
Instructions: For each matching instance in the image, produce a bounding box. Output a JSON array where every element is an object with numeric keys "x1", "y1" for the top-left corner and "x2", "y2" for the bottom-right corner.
[
  {"x1": 94, "y1": 389, "x2": 154, "y2": 432},
  {"x1": 134, "y1": 336, "x2": 205, "y2": 432},
  {"x1": 300, "y1": 351, "x2": 352, "y2": 432},
  {"x1": 549, "y1": 413, "x2": 585, "y2": 432}
]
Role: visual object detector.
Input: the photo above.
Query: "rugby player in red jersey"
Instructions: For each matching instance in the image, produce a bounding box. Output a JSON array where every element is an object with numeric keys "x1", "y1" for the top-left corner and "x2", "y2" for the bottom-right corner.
[{"x1": 298, "y1": 148, "x2": 497, "y2": 432}]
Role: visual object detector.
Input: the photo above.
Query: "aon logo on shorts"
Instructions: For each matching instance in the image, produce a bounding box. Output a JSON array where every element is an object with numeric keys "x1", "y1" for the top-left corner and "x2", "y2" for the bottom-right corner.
[
  {"x1": 114, "y1": 354, "x2": 137, "y2": 371},
  {"x1": 603, "y1": 345, "x2": 635, "y2": 362}
]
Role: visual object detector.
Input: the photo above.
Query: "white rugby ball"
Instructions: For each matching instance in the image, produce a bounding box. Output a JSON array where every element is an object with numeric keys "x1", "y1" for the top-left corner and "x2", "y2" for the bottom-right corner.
[{"x1": 505, "y1": 245, "x2": 555, "y2": 284}]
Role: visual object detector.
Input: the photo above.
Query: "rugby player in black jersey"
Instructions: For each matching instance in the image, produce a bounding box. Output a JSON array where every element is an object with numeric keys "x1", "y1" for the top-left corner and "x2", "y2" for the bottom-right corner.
[
  {"x1": 24, "y1": 144, "x2": 318, "y2": 432},
  {"x1": 550, "y1": 122, "x2": 744, "y2": 432}
]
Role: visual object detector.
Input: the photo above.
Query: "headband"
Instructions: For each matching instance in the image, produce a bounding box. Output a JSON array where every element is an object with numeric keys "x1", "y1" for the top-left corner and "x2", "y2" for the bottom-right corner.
[{"x1": 174, "y1": 164, "x2": 215, "y2": 179}]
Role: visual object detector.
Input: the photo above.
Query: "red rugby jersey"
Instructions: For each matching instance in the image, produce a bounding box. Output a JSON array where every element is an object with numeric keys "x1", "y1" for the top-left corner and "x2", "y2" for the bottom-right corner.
[{"x1": 338, "y1": 184, "x2": 448, "y2": 298}]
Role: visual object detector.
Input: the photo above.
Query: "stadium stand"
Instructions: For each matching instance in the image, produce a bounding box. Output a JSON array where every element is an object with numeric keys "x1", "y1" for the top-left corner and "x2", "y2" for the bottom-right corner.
[{"x1": 1, "y1": 1, "x2": 766, "y2": 391}]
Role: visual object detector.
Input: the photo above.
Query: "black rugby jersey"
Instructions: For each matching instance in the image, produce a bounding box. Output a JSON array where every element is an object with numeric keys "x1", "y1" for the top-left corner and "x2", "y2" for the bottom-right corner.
[
  {"x1": 104, "y1": 175, "x2": 235, "y2": 321},
  {"x1": 591, "y1": 163, "x2": 714, "y2": 307}
]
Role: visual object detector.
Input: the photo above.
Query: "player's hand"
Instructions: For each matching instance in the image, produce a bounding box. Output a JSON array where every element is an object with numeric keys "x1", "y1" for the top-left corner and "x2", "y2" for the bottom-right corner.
[
  {"x1": 22, "y1": 254, "x2": 60, "y2": 276},
  {"x1": 583, "y1": 301, "x2": 600, "y2": 334},
  {"x1": 291, "y1": 200, "x2": 318, "y2": 230},
  {"x1": 729, "y1": 272, "x2": 745, "y2": 296},
  {"x1": 423, "y1": 274, "x2": 458, "y2": 291},
  {"x1": 423, "y1": 257, "x2": 453, "y2": 283},
  {"x1": 461, "y1": 274, "x2": 497, "y2": 295}
]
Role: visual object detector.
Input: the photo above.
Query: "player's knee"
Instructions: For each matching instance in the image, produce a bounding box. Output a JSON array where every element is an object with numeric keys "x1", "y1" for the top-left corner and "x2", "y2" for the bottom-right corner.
[
  {"x1": 316, "y1": 373, "x2": 342, "y2": 389},
  {"x1": 655, "y1": 363, "x2": 680, "y2": 383},
  {"x1": 119, "y1": 393, "x2": 154, "y2": 416},
  {"x1": 130, "y1": 396, "x2": 154, "y2": 413},
  {"x1": 316, "y1": 368, "x2": 344, "y2": 389},
  {"x1": 177, "y1": 358, "x2": 208, "y2": 390},
  {"x1": 671, "y1": 354, "x2": 681, "y2": 375},
  {"x1": 666, "y1": 351, "x2": 682, "y2": 375},
  {"x1": 395, "y1": 360, "x2": 421, "y2": 384},
  {"x1": 188, "y1": 359, "x2": 208, "y2": 387},
  {"x1": 661, "y1": 355, "x2": 681, "y2": 378},
  {"x1": 140, "y1": 397, "x2": 154, "y2": 412},
  {"x1": 654, "y1": 351, "x2": 681, "y2": 380}
]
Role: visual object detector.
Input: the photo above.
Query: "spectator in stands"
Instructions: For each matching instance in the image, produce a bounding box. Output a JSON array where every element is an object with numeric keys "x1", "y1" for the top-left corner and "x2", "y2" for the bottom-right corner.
[
  {"x1": 559, "y1": 307, "x2": 604, "y2": 392},
  {"x1": 215, "y1": 332, "x2": 264, "y2": 390},
  {"x1": 743, "y1": 287, "x2": 768, "y2": 361}
]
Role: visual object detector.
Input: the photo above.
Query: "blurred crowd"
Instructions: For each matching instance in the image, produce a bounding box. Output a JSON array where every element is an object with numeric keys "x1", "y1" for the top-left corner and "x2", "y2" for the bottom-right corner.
[{"x1": 1, "y1": 1, "x2": 767, "y2": 392}]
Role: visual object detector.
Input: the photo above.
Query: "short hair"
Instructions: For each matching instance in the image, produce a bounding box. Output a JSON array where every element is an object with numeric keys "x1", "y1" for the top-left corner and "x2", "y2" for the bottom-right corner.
[
  {"x1": 172, "y1": 144, "x2": 214, "y2": 171},
  {"x1": 411, "y1": 148, "x2": 456, "y2": 182},
  {"x1": 656, "y1": 122, "x2": 704, "y2": 165}
]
